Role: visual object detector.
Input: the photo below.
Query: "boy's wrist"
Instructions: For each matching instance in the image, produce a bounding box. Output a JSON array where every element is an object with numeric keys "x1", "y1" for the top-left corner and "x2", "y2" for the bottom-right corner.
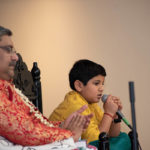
[
  {"x1": 104, "y1": 112, "x2": 122, "y2": 123},
  {"x1": 104, "y1": 112, "x2": 114, "y2": 119}
]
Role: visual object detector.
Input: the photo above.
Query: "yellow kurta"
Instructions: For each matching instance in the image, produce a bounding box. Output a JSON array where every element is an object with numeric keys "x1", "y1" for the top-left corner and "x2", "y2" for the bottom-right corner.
[{"x1": 49, "y1": 91, "x2": 104, "y2": 143}]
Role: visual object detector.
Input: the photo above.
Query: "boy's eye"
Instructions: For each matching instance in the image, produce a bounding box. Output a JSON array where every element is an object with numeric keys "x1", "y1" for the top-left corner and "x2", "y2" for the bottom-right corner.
[
  {"x1": 93, "y1": 81, "x2": 105, "y2": 86},
  {"x1": 94, "y1": 82, "x2": 99, "y2": 85}
]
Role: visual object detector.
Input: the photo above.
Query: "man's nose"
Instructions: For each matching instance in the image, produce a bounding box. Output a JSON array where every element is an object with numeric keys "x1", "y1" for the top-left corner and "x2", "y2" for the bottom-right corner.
[{"x1": 11, "y1": 52, "x2": 19, "y2": 61}]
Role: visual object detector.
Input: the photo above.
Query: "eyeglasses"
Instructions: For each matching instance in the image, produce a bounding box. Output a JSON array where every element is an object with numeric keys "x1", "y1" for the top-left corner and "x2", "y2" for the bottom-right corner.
[{"x1": 0, "y1": 46, "x2": 16, "y2": 54}]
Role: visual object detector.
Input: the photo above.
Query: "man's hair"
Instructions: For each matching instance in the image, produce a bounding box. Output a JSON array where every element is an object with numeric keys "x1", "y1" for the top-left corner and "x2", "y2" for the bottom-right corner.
[
  {"x1": 69, "y1": 59, "x2": 106, "y2": 90},
  {"x1": 0, "y1": 26, "x2": 12, "y2": 40}
]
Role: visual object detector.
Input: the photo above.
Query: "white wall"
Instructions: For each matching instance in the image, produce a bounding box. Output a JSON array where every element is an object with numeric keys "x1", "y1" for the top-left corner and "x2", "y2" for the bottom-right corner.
[{"x1": 0, "y1": 0, "x2": 150, "y2": 149}]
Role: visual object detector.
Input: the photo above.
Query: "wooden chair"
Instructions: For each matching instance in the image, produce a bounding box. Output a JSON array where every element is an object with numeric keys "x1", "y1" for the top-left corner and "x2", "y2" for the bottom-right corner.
[{"x1": 13, "y1": 53, "x2": 43, "y2": 113}]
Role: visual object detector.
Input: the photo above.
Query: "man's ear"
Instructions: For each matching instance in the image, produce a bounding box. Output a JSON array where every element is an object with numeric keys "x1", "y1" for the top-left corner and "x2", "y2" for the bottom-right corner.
[{"x1": 74, "y1": 80, "x2": 84, "y2": 92}]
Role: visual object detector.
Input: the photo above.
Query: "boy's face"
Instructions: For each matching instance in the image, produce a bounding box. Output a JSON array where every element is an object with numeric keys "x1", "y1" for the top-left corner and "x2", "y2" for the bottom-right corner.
[{"x1": 79, "y1": 75, "x2": 105, "y2": 104}]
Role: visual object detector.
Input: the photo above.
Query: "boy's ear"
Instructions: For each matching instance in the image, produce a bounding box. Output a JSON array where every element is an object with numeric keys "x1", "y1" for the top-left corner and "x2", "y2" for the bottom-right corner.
[{"x1": 74, "y1": 80, "x2": 84, "y2": 92}]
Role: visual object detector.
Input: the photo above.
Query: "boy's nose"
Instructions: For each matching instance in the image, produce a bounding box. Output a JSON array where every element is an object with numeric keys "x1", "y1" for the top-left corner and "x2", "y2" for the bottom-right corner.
[{"x1": 99, "y1": 85, "x2": 104, "y2": 92}]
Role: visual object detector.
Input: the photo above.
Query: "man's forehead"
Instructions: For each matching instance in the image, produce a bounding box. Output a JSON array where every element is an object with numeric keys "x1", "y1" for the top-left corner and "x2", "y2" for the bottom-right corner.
[{"x1": 0, "y1": 35, "x2": 13, "y2": 47}]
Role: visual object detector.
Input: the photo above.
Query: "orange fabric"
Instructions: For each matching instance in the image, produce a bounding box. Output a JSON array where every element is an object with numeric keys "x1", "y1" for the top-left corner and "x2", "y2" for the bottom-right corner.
[{"x1": 0, "y1": 80, "x2": 72, "y2": 146}]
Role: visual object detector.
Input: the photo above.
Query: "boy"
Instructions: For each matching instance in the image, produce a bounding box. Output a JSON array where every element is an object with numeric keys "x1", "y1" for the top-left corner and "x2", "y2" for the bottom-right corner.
[{"x1": 49, "y1": 59, "x2": 128, "y2": 145}]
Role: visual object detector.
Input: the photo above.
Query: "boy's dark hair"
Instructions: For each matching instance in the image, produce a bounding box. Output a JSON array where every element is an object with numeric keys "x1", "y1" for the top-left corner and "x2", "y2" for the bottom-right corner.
[
  {"x1": 0, "y1": 26, "x2": 12, "y2": 40},
  {"x1": 69, "y1": 59, "x2": 106, "y2": 90}
]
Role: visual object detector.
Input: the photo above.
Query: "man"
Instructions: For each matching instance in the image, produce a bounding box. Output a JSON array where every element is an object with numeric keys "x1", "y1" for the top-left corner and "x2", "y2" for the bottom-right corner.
[{"x1": 0, "y1": 26, "x2": 93, "y2": 149}]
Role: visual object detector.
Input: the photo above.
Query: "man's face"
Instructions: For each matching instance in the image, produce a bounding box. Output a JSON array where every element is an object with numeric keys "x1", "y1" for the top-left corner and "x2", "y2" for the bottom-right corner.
[{"x1": 0, "y1": 35, "x2": 18, "y2": 80}]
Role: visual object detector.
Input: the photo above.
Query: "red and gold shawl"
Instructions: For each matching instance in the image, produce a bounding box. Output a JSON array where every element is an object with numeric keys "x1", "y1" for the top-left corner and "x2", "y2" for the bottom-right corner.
[{"x1": 0, "y1": 80, "x2": 72, "y2": 146}]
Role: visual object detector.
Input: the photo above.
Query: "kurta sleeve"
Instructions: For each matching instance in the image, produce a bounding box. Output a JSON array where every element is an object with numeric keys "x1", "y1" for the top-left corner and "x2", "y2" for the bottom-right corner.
[{"x1": 81, "y1": 104, "x2": 104, "y2": 143}]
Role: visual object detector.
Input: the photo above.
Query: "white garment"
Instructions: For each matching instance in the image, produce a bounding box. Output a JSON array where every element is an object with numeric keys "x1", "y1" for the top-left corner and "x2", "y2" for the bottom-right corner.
[
  {"x1": 0, "y1": 136, "x2": 76, "y2": 150},
  {"x1": 0, "y1": 136, "x2": 97, "y2": 150}
]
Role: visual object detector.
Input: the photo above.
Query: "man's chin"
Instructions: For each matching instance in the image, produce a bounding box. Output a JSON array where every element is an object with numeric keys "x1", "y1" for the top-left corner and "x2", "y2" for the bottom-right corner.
[
  {"x1": 0, "y1": 70, "x2": 15, "y2": 80},
  {"x1": 0, "y1": 75, "x2": 13, "y2": 81},
  {"x1": 8, "y1": 71, "x2": 15, "y2": 79}
]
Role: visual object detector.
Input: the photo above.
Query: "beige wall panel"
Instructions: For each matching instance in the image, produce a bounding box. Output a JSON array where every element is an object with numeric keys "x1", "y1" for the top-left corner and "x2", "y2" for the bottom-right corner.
[{"x1": 0, "y1": 0, "x2": 150, "y2": 149}]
